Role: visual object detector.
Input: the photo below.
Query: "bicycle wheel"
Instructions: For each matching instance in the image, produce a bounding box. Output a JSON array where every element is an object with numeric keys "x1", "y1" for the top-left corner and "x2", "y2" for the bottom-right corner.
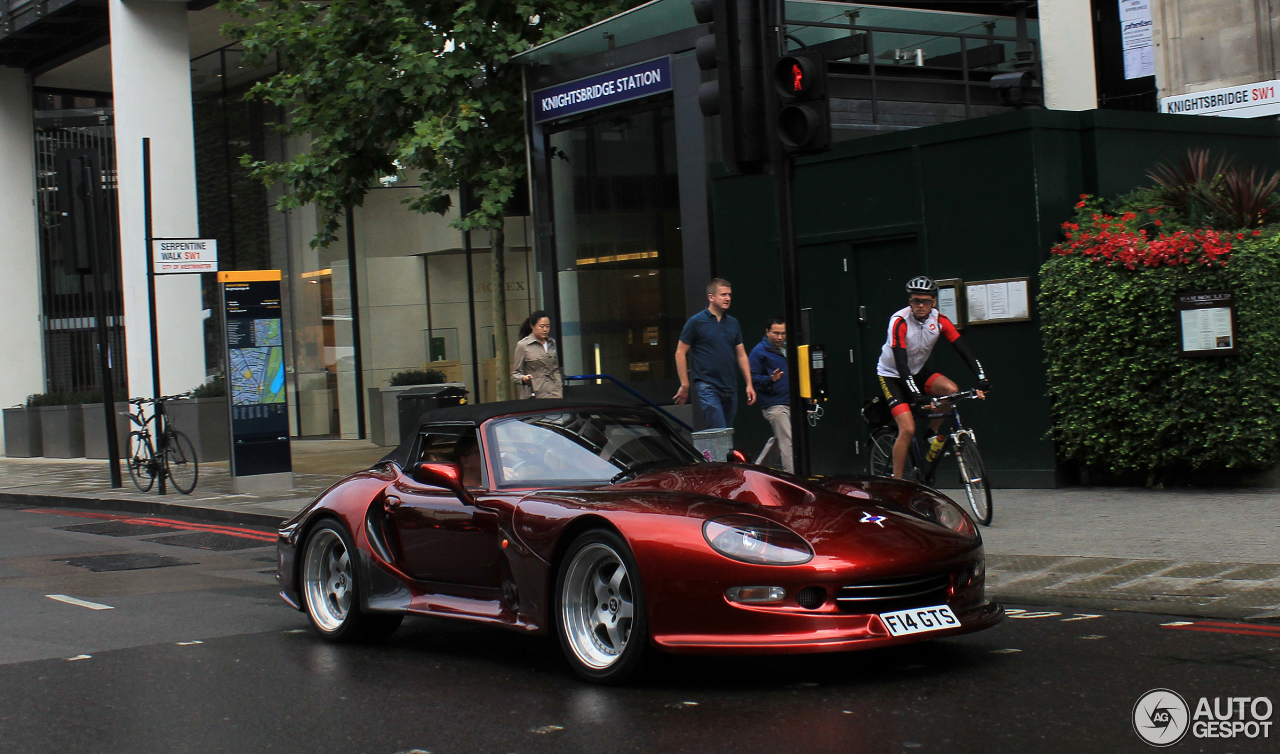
[
  {"x1": 127, "y1": 432, "x2": 155, "y2": 492},
  {"x1": 163, "y1": 430, "x2": 199, "y2": 495},
  {"x1": 868, "y1": 428, "x2": 896, "y2": 477},
  {"x1": 954, "y1": 435, "x2": 993, "y2": 525},
  {"x1": 869, "y1": 427, "x2": 917, "y2": 480}
]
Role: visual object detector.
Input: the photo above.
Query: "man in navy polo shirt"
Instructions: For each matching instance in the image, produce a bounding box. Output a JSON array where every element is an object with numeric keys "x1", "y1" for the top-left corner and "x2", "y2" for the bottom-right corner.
[{"x1": 673, "y1": 278, "x2": 756, "y2": 428}]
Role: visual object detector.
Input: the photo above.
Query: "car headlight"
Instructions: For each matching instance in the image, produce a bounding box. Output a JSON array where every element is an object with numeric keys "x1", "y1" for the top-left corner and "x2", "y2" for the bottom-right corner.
[
  {"x1": 909, "y1": 494, "x2": 976, "y2": 536},
  {"x1": 703, "y1": 515, "x2": 813, "y2": 565}
]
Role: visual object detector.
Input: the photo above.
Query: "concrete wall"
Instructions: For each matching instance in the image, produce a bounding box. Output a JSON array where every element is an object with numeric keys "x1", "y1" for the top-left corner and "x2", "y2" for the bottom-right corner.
[
  {"x1": 109, "y1": 0, "x2": 207, "y2": 398},
  {"x1": 1039, "y1": 0, "x2": 1100, "y2": 109},
  {"x1": 0, "y1": 68, "x2": 45, "y2": 414},
  {"x1": 1153, "y1": 0, "x2": 1280, "y2": 95}
]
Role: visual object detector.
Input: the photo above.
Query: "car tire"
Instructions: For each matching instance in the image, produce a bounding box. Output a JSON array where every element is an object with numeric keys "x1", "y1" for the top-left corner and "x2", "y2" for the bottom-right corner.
[
  {"x1": 555, "y1": 529, "x2": 649, "y2": 684},
  {"x1": 301, "y1": 520, "x2": 403, "y2": 643}
]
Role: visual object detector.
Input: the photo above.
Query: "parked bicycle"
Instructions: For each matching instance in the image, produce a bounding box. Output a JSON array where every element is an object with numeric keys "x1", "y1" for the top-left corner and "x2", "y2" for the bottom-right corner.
[
  {"x1": 866, "y1": 389, "x2": 992, "y2": 525},
  {"x1": 124, "y1": 394, "x2": 199, "y2": 495}
]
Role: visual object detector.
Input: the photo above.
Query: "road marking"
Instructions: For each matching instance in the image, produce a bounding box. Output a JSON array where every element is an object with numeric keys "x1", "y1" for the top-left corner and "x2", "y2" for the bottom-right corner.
[
  {"x1": 65, "y1": 655, "x2": 91, "y2": 661},
  {"x1": 1007, "y1": 611, "x2": 1061, "y2": 619},
  {"x1": 25, "y1": 508, "x2": 275, "y2": 542},
  {"x1": 1192, "y1": 620, "x2": 1280, "y2": 634},
  {"x1": 1061, "y1": 614, "x2": 1102, "y2": 622},
  {"x1": 991, "y1": 648, "x2": 1022, "y2": 654},
  {"x1": 175, "y1": 640, "x2": 203, "y2": 646},
  {"x1": 530, "y1": 725, "x2": 563, "y2": 734},
  {"x1": 46, "y1": 594, "x2": 114, "y2": 611},
  {"x1": 1079, "y1": 634, "x2": 1106, "y2": 640},
  {"x1": 1162, "y1": 621, "x2": 1194, "y2": 626},
  {"x1": 1163, "y1": 621, "x2": 1280, "y2": 639}
]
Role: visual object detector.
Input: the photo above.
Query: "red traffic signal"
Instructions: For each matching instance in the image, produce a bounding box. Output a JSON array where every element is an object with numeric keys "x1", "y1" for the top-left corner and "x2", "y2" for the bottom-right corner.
[
  {"x1": 772, "y1": 52, "x2": 831, "y2": 155},
  {"x1": 774, "y1": 54, "x2": 822, "y2": 98}
]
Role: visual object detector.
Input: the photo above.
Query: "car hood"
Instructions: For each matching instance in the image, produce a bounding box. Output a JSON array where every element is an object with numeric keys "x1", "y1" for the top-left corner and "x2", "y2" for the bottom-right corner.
[{"x1": 517, "y1": 464, "x2": 978, "y2": 564}]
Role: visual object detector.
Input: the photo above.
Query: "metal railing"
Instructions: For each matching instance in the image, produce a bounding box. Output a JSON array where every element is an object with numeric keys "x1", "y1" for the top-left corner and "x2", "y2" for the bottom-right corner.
[{"x1": 784, "y1": 11, "x2": 1041, "y2": 124}]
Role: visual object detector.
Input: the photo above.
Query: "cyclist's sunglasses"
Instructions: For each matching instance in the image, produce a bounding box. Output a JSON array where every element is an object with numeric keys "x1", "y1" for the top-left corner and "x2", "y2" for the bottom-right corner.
[{"x1": 909, "y1": 296, "x2": 935, "y2": 305}]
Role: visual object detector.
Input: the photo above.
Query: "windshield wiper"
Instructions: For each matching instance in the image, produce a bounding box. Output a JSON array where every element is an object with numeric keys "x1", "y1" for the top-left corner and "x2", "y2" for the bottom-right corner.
[{"x1": 609, "y1": 459, "x2": 681, "y2": 484}]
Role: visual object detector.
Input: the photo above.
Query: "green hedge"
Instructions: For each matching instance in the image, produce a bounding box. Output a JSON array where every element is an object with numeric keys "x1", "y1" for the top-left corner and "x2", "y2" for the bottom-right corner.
[{"x1": 1040, "y1": 230, "x2": 1280, "y2": 483}]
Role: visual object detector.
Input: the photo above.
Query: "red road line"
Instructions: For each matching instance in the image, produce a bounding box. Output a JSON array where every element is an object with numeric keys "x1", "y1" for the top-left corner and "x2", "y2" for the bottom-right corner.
[
  {"x1": 1191, "y1": 620, "x2": 1280, "y2": 634},
  {"x1": 23, "y1": 508, "x2": 275, "y2": 542},
  {"x1": 1164, "y1": 625, "x2": 1280, "y2": 639}
]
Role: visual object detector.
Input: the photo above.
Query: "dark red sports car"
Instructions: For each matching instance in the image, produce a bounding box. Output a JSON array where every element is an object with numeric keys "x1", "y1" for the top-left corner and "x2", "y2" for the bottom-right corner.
[{"x1": 276, "y1": 399, "x2": 1001, "y2": 683}]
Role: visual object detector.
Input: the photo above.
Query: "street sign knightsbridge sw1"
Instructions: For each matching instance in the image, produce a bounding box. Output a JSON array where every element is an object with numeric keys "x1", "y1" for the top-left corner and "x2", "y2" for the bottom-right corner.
[{"x1": 152, "y1": 238, "x2": 218, "y2": 273}]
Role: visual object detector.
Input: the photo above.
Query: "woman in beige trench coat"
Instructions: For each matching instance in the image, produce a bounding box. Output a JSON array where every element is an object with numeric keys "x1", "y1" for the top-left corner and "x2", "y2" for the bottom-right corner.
[{"x1": 511, "y1": 310, "x2": 563, "y2": 399}]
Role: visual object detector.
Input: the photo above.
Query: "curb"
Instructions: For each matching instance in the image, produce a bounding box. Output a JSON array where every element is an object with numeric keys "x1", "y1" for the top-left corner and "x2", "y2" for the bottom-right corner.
[
  {"x1": 989, "y1": 589, "x2": 1280, "y2": 622},
  {"x1": 0, "y1": 492, "x2": 288, "y2": 530}
]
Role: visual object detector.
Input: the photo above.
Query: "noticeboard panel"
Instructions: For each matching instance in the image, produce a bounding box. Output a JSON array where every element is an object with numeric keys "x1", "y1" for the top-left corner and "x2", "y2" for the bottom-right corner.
[{"x1": 221, "y1": 274, "x2": 291, "y2": 477}]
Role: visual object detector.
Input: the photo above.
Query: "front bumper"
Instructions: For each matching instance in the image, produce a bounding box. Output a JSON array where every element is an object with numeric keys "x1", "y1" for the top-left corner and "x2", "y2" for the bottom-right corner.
[{"x1": 654, "y1": 600, "x2": 1002, "y2": 654}]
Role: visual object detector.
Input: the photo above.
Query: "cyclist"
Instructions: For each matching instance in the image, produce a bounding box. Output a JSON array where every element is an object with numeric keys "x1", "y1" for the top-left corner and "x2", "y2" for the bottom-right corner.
[{"x1": 875, "y1": 276, "x2": 989, "y2": 479}]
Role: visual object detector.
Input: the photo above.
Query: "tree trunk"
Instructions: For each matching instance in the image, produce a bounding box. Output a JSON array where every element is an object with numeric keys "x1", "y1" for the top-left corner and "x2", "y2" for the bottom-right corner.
[{"x1": 491, "y1": 221, "x2": 510, "y2": 401}]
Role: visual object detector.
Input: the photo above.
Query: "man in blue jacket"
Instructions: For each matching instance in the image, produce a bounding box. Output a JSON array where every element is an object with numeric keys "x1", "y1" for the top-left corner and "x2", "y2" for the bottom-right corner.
[{"x1": 749, "y1": 318, "x2": 792, "y2": 473}]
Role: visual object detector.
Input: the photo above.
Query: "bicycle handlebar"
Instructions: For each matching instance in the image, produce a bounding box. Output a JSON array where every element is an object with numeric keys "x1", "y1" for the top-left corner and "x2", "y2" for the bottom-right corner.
[{"x1": 128, "y1": 393, "x2": 193, "y2": 406}]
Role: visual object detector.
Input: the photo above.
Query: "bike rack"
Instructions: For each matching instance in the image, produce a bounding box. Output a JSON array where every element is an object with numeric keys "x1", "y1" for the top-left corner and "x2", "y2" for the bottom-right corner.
[{"x1": 564, "y1": 374, "x2": 693, "y2": 432}]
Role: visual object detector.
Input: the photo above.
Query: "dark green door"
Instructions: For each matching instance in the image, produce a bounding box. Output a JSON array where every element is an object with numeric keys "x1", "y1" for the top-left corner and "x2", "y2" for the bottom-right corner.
[{"x1": 800, "y1": 235, "x2": 921, "y2": 474}]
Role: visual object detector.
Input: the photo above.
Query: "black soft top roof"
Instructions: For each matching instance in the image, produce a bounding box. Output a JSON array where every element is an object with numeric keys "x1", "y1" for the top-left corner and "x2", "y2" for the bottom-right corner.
[{"x1": 377, "y1": 398, "x2": 660, "y2": 468}]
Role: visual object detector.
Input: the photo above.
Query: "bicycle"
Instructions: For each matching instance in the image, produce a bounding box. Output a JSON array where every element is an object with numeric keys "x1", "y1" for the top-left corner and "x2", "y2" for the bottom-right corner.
[
  {"x1": 123, "y1": 394, "x2": 200, "y2": 495},
  {"x1": 866, "y1": 389, "x2": 992, "y2": 526}
]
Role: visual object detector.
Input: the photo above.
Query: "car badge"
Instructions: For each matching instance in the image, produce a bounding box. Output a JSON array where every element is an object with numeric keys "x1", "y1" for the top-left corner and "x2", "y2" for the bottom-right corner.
[{"x1": 861, "y1": 512, "x2": 886, "y2": 527}]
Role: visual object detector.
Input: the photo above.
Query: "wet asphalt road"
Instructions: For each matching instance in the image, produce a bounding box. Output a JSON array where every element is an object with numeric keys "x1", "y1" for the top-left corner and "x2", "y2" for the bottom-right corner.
[{"x1": 0, "y1": 504, "x2": 1277, "y2": 754}]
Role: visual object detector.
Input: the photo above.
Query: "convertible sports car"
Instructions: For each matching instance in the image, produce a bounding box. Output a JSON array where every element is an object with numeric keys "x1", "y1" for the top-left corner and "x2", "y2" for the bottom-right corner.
[{"x1": 276, "y1": 399, "x2": 1001, "y2": 683}]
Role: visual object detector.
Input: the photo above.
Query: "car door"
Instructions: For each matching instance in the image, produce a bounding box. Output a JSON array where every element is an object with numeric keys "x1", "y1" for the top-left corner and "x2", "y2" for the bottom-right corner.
[{"x1": 387, "y1": 428, "x2": 503, "y2": 588}]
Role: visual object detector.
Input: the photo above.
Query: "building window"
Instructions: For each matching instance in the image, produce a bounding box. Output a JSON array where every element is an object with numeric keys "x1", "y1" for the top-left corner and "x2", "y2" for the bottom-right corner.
[{"x1": 548, "y1": 104, "x2": 683, "y2": 384}]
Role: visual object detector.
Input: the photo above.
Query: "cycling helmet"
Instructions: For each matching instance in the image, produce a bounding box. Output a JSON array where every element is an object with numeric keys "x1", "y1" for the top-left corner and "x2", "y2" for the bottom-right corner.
[{"x1": 905, "y1": 276, "x2": 938, "y2": 297}]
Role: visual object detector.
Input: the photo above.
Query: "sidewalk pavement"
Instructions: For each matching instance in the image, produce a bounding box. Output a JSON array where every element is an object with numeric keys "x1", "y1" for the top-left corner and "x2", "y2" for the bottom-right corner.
[{"x1": 1, "y1": 444, "x2": 1276, "y2": 621}]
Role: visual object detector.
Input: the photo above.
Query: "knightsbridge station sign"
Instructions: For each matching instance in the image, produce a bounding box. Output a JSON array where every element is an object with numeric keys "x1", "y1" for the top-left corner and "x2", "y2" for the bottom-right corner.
[
  {"x1": 532, "y1": 57, "x2": 672, "y2": 124},
  {"x1": 1160, "y1": 80, "x2": 1280, "y2": 118}
]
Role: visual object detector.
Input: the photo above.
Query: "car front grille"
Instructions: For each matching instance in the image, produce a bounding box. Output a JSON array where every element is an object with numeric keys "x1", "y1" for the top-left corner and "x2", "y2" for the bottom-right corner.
[{"x1": 835, "y1": 572, "x2": 951, "y2": 614}]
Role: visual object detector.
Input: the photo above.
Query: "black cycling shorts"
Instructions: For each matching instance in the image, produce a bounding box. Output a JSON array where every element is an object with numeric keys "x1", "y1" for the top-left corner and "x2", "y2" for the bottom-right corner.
[{"x1": 877, "y1": 373, "x2": 942, "y2": 418}]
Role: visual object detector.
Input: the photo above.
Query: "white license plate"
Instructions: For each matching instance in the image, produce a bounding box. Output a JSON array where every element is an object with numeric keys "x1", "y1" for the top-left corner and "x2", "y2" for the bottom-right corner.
[{"x1": 879, "y1": 604, "x2": 959, "y2": 636}]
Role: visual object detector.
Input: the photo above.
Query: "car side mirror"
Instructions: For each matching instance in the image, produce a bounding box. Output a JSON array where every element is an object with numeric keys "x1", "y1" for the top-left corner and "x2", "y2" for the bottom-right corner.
[
  {"x1": 727, "y1": 449, "x2": 750, "y2": 464},
  {"x1": 411, "y1": 462, "x2": 473, "y2": 502}
]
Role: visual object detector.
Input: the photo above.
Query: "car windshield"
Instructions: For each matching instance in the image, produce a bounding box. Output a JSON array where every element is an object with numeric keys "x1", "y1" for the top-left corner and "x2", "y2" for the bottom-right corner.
[{"x1": 488, "y1": 410, "x2": 701, "y2": 488}]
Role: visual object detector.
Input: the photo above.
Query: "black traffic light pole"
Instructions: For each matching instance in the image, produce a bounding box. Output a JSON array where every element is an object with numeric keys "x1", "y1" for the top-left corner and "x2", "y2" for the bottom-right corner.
[
  {"x1": 57, "y1": 149, "x2": 124, "y2": 487},
  {"x1": 85, "y1": 162, "x2": 123, "y2": 489},
  {"x1": 763, "y1": 0, "x2": 811, "y2": 478},
  {"x1": 694, "y1": 0, "x2": 829, "y2": 476}
]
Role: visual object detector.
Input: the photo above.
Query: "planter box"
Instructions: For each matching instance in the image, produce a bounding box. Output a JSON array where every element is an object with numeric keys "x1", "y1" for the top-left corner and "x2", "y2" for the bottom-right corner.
[
  {"x1": 164, "y1": 396, "x2": 230, "y2": 462},
  {"x1": 38, "y1": 405, "x2": 85, "y2": 458},
  {"x1": 2, "y1": 407, "x2": 42, "y2": 457},
  {"x1": 369, "y1": 386, "x2": 411, "y2": 447},
  {"x1": 82, "y1": 403, "x2": 132, "y2": 460}
]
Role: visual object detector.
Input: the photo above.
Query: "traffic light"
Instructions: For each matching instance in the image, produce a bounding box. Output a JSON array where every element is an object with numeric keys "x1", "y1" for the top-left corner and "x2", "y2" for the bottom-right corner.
[
  {"x1": 773, "y1": 52, "x2": 832, "y2": 156},
  {"x1": 692, "y1": 0, "x2": 766, "y2": 171}
]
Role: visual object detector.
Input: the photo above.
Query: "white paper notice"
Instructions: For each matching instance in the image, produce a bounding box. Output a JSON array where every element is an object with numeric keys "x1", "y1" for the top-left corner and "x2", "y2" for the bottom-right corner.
[
  {"x1": 988, "y1": 283, "x2": 1010, "y2": 319},
  {"x1": 1007, "y1": 280, "x2": 1029, "y2": 319},
  {"x1": 966, "y1": 284, "x2": 988, "y2": 322},
  {"x1": 1180, "y1": 307, "x2": 1234, "y2": 351},
  {"x1": 1119, "y1": 0, "x2": 1154, "y2": 79},
  {"x1": 938, "y1": 287, "x2": 959, "y2": 323}
]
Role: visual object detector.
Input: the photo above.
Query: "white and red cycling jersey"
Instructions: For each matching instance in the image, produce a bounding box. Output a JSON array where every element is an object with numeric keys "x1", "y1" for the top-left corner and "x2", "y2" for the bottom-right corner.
[{"x1": 876, "y1": 306, "x2": 983, "y2": 394}]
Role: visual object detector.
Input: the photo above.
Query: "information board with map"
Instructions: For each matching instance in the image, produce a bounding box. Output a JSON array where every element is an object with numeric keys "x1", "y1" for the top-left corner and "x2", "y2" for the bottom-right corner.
[{"x1": 220, "y1": 271, "x2": 292, "y2": 483}]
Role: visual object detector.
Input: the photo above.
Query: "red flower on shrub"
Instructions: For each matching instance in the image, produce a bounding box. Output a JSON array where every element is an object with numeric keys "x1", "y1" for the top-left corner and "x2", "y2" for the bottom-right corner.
[{"x1": 1053, "y1": 210, "x2": 1233, "y2": 269}]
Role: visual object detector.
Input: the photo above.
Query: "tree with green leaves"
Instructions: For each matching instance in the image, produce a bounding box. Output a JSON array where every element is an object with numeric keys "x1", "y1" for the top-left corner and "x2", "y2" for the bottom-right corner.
[{"x1": 220, "y1": 0, "x2": 633, "y2": 401}]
